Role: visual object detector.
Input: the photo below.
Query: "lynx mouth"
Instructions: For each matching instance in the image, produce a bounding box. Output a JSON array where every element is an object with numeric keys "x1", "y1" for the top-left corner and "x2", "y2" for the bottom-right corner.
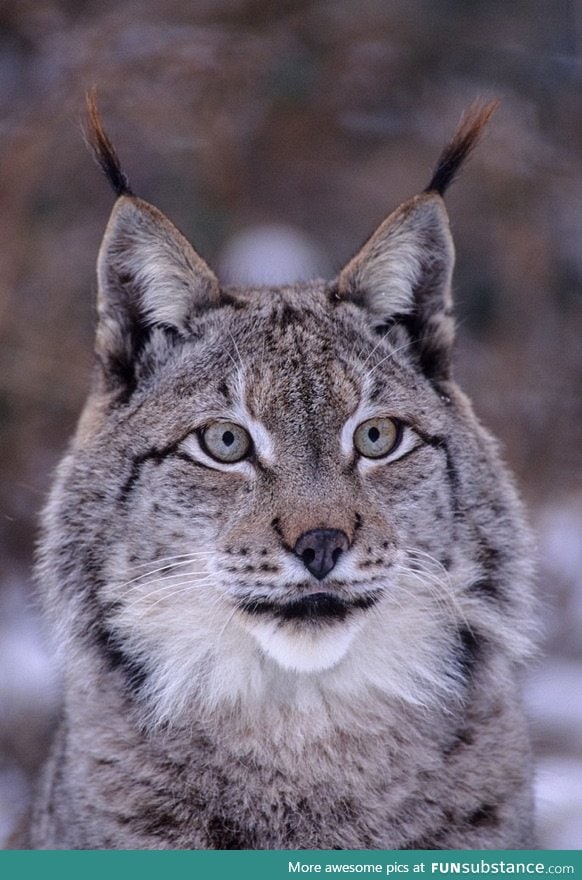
[{"x1": 238, "y1": 590, "x2": 380, "y2": 624}]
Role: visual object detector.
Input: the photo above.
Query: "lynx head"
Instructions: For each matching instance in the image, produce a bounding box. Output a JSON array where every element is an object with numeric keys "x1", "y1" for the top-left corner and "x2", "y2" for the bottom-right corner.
[{"x1": 40, "y1": 98, "x2": 532, "y2": 729}]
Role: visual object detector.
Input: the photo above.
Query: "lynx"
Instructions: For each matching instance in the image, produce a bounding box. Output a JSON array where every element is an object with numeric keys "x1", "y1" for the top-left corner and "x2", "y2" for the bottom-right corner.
[{"x1": 21, "y1": 99, "x2": 536, "y2": 849}]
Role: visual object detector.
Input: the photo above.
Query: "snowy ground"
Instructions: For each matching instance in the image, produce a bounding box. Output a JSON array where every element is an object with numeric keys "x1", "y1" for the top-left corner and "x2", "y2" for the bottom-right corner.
[
  {"x1": 525, "y1": 496, "x2": 582, "y2": 850},
  {"x1": 527, "y1": 658, "x2": 582, "y2": 848}
]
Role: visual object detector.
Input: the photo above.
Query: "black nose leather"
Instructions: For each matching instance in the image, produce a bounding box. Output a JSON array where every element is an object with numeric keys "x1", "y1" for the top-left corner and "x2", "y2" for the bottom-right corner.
[{"x1": 294, "y1": 528, "x2": 350, "y2": 580}]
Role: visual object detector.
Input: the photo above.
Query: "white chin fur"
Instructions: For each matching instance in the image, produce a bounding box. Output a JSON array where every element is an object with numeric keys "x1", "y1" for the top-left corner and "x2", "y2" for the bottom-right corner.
[{"x1": 244, "y1": 617, "x2": 363, "y2": 673}]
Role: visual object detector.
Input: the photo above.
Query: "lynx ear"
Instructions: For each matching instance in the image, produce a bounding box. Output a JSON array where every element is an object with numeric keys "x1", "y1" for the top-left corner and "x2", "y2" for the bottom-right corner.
[
  {"x1": 85, "y1": 93, "x2": 220, "y2": 392},
  {"x1": 96, "y1": 195, "x2": 220, "y2": 387},
  {"x1": 337, "y1": 100, "x2": 498, "y2": 382},
  {"x1": 336, "y1": 193, "x2": 455, "y2": 381}
]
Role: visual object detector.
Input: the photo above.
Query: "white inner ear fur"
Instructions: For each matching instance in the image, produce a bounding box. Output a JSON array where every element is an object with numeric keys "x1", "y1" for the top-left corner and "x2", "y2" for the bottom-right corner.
[
  {"x1": 97, "y1": 195, "x2": 219, "y2": 331},
  {"x1": 338, "y1": 194, "x2": 454, "y2": 318},
  {"x1": 354, "y1": 228, "x2": 425, "y2": 316}
]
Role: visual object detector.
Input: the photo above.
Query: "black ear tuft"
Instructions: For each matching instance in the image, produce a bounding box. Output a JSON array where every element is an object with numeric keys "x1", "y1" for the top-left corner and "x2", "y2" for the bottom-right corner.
[
  {"x1": 425, "y1": 99, "x2": 499, "y2": 196},
  {"x1": 84, "y1": 90, "x2": 134, "y2": 198}
]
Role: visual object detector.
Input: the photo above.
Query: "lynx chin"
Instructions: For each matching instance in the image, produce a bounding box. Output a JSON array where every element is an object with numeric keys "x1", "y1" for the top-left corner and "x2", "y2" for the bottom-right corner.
[{"x1": 18, "y1": 98, "x2": 536, "y2": 850}]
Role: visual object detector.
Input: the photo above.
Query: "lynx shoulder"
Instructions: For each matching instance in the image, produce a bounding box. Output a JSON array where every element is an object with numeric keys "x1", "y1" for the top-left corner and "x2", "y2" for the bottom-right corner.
[{"x1": 25, "y1": 99, "x2": 536, "y2": 850}]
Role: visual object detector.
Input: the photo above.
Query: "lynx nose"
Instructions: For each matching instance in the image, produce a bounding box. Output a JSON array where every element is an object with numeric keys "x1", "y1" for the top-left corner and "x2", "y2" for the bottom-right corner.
[{"x1": 293, "y1": 528, "x2": 350, "y2": 581}]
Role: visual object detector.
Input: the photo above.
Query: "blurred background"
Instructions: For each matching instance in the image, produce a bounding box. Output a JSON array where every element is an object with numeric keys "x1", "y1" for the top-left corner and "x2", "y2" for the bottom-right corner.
[{"x1": 0, "y1": 0, "x2": 581, "y2": 850}]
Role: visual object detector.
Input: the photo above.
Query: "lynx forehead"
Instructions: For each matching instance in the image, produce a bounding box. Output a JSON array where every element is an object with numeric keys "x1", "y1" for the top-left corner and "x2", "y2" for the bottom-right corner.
[{"x1": 22, "y1": 98, "x2": 536, "y2": 850}]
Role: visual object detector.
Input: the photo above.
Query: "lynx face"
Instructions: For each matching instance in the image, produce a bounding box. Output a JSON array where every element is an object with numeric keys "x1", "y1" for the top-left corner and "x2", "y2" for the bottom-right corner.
[
  {"x1": 39, "y1": 101, "x2": 533, "y2": 734},
  {"x1": 95, "y1": 286, "x2": 464, "y2": 702}
]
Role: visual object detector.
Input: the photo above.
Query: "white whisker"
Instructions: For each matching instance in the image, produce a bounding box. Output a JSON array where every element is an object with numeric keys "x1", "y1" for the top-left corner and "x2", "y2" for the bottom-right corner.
[
  {"x1": 227, "y1": 329, "x2": 244, "y2": 372},
  {"x1": 123, "y1": 551, "x2": 215, "y2": 573},
  {"x1": 122, "y1": 573, "x2": 215, "y2": 601},
  {"x1": 121, "y1": 580, "x2": 214, "y2": 615}
]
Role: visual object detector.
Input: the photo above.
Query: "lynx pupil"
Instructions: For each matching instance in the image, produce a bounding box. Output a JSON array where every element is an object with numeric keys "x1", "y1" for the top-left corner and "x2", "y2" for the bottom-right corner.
[
  {"x1": 368, "y1": 427, "x2": 380, "y2": 443},
  {"x1": 222, "y1": 431, "x2": 234, "y2": 447}
]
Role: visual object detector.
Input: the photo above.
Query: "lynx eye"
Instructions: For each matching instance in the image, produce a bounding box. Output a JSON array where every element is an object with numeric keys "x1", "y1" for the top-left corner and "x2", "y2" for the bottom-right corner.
[
  {"x1": 200, "y1": 421, "x2": 252, "y2": 463},
  {"x1": 353, "y1": 417, "x2": 401, "y2": 459}
]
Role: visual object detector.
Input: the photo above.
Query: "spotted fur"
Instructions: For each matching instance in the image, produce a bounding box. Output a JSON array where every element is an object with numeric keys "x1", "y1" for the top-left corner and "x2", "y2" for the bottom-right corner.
[{"x1": 23, "y1": 100, "x2": 536, "y2": 850}]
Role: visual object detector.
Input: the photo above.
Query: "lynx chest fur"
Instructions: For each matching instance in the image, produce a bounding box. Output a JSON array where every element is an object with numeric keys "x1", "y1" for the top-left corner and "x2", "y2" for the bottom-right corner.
[{"x1": 26, "y1": 102, "x2": 536, "y2": 850}]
